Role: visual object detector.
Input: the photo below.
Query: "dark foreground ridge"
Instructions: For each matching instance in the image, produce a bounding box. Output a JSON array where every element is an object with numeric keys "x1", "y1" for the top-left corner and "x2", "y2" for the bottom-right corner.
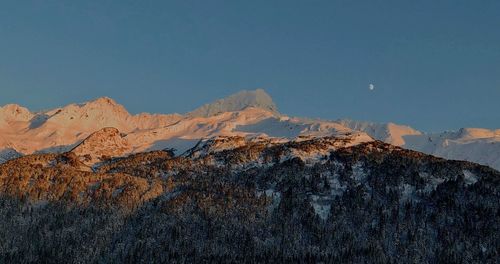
[{"x1": 0, "y1": 136, "x2": 498, "y2": 263}]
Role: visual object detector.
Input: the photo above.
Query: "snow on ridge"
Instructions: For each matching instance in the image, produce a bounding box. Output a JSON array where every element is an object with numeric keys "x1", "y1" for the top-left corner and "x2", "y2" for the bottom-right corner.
[
  {"x1": 338, "y1": 119, "x2": 500, "y2": 171},
  {"x1": 70, "y1": 127, "x2": 132, "y2": 165},
  {"x1": 337, "y1": 119, "x2": 422, "y2": 146},
  {"x1": 0, "y1": 104, "x2": 34, "y2": 123},
  {"x1": 188, "y1": 89, "x2": 279, "y2": 117},
  {"x1": 463, "y1": 170, "x2": 478, "y2": 186},
  {"x1": 183, "y1": 133, "x2": 373, "y2": 170},
  {"x1": 0, "y1": 91, "x2": 499, "y2": 171}
]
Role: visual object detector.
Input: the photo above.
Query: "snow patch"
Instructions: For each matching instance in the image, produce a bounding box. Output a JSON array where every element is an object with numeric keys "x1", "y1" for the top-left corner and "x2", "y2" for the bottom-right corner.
[
  {"x1": 351, "y1": 162, "x2": 368, "y2": 182},
  {"x1": 401, "y1": 184, "x2": 416, "y2": 202},
  {"x1": 310, "y1": 195, "x2": 331, "y2": 220},
  {"x1": 257, "y1": 189, "x2": 281, "y2": 212},
  {"x1": 329, "y1": 177, "x2": 347, "y2": 196},
  {"x1": 463, "y1": 170, "x2": 478, "y2": 186},
  {"x1": 420, "y1": 172, "x2": 445, "y2": 193}
]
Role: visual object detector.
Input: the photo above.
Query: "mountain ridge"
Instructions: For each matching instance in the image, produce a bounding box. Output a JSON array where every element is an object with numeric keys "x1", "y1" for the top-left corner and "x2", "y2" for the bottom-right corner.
[{"x1": 0, "y1": 89, "x2": 499, "y2": 170}]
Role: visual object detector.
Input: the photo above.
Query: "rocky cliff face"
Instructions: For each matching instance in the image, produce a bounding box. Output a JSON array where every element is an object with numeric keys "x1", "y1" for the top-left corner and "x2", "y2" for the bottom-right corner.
[{"x1": 0, "y1": 136, "x2": 498, "y2": 262}]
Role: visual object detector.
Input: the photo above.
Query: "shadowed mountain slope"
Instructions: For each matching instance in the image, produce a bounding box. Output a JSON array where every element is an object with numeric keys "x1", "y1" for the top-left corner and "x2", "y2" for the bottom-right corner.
[{"x1": 0, "y1": 136, "x2": 498, "y2": 262}]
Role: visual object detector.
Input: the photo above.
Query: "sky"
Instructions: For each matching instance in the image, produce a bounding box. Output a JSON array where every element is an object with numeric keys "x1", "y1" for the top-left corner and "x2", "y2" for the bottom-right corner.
[{"x1": 0, "y1": 0, "x2": 499, "y2": 132}]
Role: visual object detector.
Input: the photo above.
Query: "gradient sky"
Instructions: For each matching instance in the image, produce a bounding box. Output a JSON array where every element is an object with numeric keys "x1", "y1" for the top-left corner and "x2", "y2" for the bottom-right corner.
[{"x1": 0, "y1": 1, "x2": 499, "y2": 132}]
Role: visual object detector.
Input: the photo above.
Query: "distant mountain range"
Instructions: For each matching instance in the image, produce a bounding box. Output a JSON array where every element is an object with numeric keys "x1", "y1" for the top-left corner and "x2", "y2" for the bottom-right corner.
[{"x1": 0, "y1": 89, "x2": 499, "y2": 170}]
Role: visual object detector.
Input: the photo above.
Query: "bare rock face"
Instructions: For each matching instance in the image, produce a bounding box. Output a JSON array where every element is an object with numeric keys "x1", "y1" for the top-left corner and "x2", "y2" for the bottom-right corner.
[{"x1": 71, "y1": 127, "x2": 131, "y2": 165}]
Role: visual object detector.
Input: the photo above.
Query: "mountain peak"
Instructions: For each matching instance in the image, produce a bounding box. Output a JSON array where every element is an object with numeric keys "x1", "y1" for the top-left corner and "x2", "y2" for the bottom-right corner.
[
  {"x1": 71, "y1": 127, "x2": 131, "y2": 165},
  {"x1": 81, "y1": 97, "x2": 127, "y2": 113},
  {"x1": 89, "y1": 96, "x2": 119, "y2": 106},
  {"x1": 0, "y1": 104, "x2": 33, "y2": 122},
  {"x1": 188, "y1": 89, "x2": 279, "y2": 117}
]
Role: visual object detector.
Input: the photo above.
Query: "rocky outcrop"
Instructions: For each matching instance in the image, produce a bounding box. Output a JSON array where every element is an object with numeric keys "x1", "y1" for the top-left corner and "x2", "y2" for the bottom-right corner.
[{"x1": 71, "y1": 127, "x2": 131, "y2": 165}]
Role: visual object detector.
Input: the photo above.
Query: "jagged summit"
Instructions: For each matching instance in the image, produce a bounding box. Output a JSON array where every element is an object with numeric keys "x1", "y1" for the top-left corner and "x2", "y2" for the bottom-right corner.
[{"x1": 188, "y1": 89, "x2": 279, "y2": 117}]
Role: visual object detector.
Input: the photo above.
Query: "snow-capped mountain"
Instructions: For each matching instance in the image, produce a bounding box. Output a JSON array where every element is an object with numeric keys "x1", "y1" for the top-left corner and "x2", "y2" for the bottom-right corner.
[
  {"x1": 0, "y1": 89, "x2": 499, "y2": 170},
  {"x1": 339, "y1": 120, "x2": 500, "y2": 170},
  {"x1": 188, "y1": 88, "x2": 279, "y2": 117},
  {"x1": 337, "y1": 119, "x2": 422, "y2": 146},
  {"x1": 0, "y1": 97, "x2": 181, "y2": 155},
  {"x1": 0, "y1": 90, "x2": 368, "y2": 162},
  {"x1": 0, "y1": 91, "x2": 498, "y2": 262}
]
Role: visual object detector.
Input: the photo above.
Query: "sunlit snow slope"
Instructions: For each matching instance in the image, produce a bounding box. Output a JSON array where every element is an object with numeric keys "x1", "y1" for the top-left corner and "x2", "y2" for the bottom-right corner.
[
  {"x1": 339, "y1": 120, "x2": 500, "y2": 170},
  {"x1": 0, "y1": 89, "x2": 498, "y2": 170}
]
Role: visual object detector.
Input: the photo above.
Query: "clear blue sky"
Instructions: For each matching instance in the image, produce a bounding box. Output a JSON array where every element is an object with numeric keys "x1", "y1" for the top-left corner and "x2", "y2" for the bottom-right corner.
[{"x1": 0, "y1": 1, "x2": 499, "y2": 132}]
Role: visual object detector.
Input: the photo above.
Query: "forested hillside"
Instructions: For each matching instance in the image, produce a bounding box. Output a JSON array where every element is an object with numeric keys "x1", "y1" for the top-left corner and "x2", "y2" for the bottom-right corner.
[{"x1": 0, "y1": 138, "x2": 498, "y2": 263}]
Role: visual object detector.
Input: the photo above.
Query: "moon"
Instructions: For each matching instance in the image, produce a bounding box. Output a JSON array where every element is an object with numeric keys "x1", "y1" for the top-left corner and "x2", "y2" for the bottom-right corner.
[{"x1": 369, "y1": 84, "x2": 375, "y2": 91}]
